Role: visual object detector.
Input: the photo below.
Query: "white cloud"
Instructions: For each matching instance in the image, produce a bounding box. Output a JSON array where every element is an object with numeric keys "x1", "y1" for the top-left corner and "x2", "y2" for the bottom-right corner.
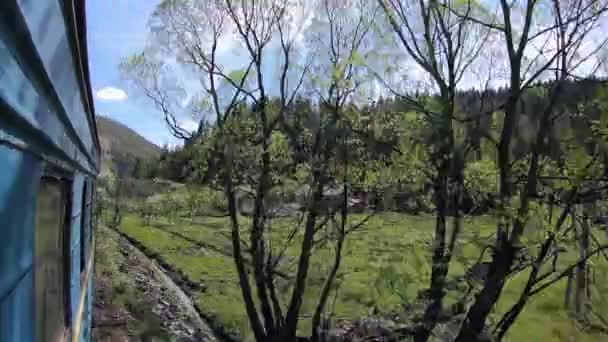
[
  {"x1": 95, "y1": 86, "x2": 128, "y2": 101},
  {"x1": 178, "y1": 119, "x2": 199, "y2": 133}
]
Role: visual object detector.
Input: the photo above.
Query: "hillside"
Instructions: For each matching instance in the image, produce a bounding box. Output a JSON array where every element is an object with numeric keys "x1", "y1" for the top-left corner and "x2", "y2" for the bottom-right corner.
[{"x1": 96, "y1": 116, "x2": 160, "y2": 177}]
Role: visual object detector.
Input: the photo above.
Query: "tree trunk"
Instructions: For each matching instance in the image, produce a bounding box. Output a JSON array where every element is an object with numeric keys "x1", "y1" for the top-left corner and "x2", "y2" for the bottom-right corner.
[
  {"x1": 456, "y1": 84, "x2": 520, "y2": 341},
  {"x1": 416, "y1": 170, "x2": 449, "y2": 342},
  {"x1": 311, "y1": 178, "x2": 348, "y2": 342},
  {"x1": 565, "y1": 270, "x2": 574, "y2": 311},
  {"x1": 224, "y1": 171, "x2": 266, "y2": 342},
  {"x1": 574, "y1": 205, "x2": 590, "y2": 319},
  {"x1": 417, "y1": 135, "x2": 464, "y2": 341},
  {"x1": 283, "y1": 178, "x2": 325, "y2": 340},
  {"x1": 455, "y1": 239, "x2": 514, "y2": 342},
  {"x1": 251, "y1": 101, "x2": 277, "y2": 334},
  {"x1": 311, "y1": 234, "x2": 344, "y2": 342},
  {"x1": 494, "y1": 232, "x2": 557, "y2": 340}
]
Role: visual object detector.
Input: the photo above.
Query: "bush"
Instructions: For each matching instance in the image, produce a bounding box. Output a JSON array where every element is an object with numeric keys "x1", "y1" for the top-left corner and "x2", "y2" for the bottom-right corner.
[
  {"x1": 201, "y1": 188, "x2": 228, "y2": 213},
  {"x1": 184, "y1": 187, "x2": 227, "y2": 216}
]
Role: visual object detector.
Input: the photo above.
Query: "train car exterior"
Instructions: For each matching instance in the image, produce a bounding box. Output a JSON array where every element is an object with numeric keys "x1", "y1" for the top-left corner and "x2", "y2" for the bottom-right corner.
[{"x1": 0, "y1": 1, "x2": 100, "y2": 341}]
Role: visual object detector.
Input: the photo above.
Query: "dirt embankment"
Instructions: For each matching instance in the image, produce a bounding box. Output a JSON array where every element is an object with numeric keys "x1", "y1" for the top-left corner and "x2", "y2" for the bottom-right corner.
[{"x1": 93, "y1": 226, "x2": 220, "y2": 342}]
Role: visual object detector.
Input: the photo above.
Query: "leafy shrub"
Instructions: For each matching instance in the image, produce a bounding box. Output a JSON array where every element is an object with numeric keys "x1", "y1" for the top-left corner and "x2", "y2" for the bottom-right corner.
[{"x1": 186, "y1": 187, "x2": 227, "y2": 215}]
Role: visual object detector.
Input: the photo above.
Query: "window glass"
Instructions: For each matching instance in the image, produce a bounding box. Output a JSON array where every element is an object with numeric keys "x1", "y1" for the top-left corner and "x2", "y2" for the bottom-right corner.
[
  {"x1": 87, "y1": 181, "x2": 94, "y2": 242},
  {"x1": 35, "y1": 177, "x2": 69, "y2": 342},
  {"x1": 80, "y1": 180, "x2": 88, "y2": 273}
]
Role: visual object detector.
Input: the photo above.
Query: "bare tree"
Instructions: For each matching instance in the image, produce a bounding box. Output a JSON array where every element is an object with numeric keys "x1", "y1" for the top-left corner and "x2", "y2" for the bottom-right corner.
[
  {"x1": 123, "y1": 1, "x2": 278, "y2": 340},
  {"x1": 377, "y1": 0, "x2": 608, "y2": 340},
  {"x1": 376, "y1": 1, "x2": 490, "y2": 340},
  {"x1": 303, "y1": 1, "x2": 380, "y2": 340},
  {"x1": 445, "y1": 1, "x2": 608, "y2": 341},
  {"x1": 122, "y1": 0, "x2": 378, "y2": 341},
  {"x1": 122, "y1": 1, "x2": 608, "y2": 341}
]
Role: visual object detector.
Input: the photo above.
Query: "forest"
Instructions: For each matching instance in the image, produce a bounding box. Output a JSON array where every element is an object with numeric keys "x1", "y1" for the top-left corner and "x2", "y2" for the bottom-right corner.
[{"x1": 99, "y1": 0, "x2": 608, "y2": 341}]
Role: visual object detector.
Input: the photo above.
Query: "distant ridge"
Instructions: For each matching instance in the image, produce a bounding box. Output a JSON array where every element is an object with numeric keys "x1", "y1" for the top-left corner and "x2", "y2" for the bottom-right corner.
[{"x1": 96, "y1": 116, "x2": 160, "y2": 177}]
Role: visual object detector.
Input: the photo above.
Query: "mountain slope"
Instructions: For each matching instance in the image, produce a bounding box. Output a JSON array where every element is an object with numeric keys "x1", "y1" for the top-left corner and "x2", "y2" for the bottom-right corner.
[{"x1": 96, "y1": 116, "x2": 160, "y2": 177}]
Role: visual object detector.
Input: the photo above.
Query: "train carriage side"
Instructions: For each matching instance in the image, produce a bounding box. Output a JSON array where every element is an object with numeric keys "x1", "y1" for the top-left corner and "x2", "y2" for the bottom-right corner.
[{"x1": 0, "y1": 1, "x2": 100, "y2": 342}]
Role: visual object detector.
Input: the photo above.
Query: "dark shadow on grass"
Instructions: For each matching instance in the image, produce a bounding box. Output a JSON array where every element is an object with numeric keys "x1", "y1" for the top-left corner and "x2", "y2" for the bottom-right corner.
[{"x1": 144, "y1": 221, "x2": 291, "y2": 280}]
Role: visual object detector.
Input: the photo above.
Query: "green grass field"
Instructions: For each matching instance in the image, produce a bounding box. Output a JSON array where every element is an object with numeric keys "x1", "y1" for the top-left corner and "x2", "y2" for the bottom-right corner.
[{"x1": 117, "y1": 212, "x2": 608, "y2": 341}]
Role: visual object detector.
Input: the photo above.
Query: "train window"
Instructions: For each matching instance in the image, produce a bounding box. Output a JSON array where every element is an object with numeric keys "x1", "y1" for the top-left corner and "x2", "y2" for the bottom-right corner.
[
  {"x1": 80, "y1": 180, "x2": 88, "y2": 273},
  {"x1": 90, "y1": 181, "x2": 96, "y2": 238},
  {"x1": 35, "y1": 177, "x2": 71, "y2": 341},
  {"x1": 89, "y1": 181, "x2": 97, "y2": 238}
]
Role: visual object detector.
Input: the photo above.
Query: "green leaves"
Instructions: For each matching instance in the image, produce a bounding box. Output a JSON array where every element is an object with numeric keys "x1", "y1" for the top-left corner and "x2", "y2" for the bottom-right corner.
[
  {"x1": 227, "y1": 68, "x2": 249, "y2": 84},
  {"x1": 269, "y1": 131, "x2": 290, "y2": 172},
  {"x1": 332, "y1": 63, "x2": 346, "y2": 82},
  {"x1": 376, "y1": 264, "x2": 410, "y2": 303},
  {"x1": 349, "y1": 52, "x2": 366, "y2": 67},
  {"x1": 464, "y1": 158, "x2": 499, "y2": 205}
]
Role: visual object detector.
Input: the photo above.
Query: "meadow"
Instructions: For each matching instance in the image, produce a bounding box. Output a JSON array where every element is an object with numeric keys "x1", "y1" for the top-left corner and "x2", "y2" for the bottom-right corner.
[{"x1": 116, "y1": 209, "x2": 608, "y2": 342}]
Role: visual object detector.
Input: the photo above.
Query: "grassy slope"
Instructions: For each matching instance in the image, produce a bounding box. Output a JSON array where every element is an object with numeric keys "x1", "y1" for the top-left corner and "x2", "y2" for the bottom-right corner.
[
  {"x1": 118, "y1": 213, "x2": 608, "y2": 342},
  {"x1": 94, "y1": 226, "x2": 164, "y2": 340},
  {"x1": 94, "y1": 226, "x2": 203, "y2": 341}
]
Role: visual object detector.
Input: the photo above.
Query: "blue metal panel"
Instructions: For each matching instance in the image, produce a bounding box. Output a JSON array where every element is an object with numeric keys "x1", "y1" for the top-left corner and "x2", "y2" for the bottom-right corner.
[
  {"x1": 0, "y1": 36, "x2": 41, "y2": 123},
  {"x1": 17, "y1": 0, "x2": 94, "y2": 155},
  {"x1": 0, "y1": 31, "x2": 96, "y2": 174},
  {"x1": 0, "y1": 144, "x2": 40, "y2": 300},
  {"x1": 0, "y1": 2, "x2": 98, "y2": 340},
  {"x1": 0, "y1": 1, "x2": 98, "y2": 175},
  {"x1": 0, "y1": 270, "x2": 35, "y2": 342}
]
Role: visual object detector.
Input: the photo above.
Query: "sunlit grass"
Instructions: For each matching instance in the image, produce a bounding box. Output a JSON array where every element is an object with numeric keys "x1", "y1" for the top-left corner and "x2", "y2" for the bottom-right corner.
[{"x1": 118, "y1": 212, "x2": 608, "y2": 341}]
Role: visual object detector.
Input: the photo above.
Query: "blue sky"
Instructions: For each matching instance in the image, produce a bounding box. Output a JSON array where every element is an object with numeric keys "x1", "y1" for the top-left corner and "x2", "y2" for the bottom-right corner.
[
  {"x1": 87, "y1": 0, "x2": 183, "y2": 147},
  {"x1": 85, "y1": 1, "x2": 605, "y2": 149},
  {"x1": 85, "y1": 1, "x2": 378, "y2": 147},
  {"x1": 85, "y1": 0, "x2": 284, "y2": 147}
]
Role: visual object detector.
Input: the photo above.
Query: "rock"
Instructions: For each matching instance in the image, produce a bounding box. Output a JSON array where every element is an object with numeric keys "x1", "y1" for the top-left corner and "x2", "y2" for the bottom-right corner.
[
  {"x1": 184, "y1": 324, "x2": 195, "y2": 335},
  {"x1": 325, "y1": 317, "x2": 405, "y2": 341},
  {"x1": 357, "y1": 317, "x2": 397, "y2": 336}
]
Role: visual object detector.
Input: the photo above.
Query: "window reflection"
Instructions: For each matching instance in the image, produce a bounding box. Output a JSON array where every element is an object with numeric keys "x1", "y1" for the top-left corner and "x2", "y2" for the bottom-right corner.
[{"x1": 35, "y1": 177, "x2": 69, "y2": 342}]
